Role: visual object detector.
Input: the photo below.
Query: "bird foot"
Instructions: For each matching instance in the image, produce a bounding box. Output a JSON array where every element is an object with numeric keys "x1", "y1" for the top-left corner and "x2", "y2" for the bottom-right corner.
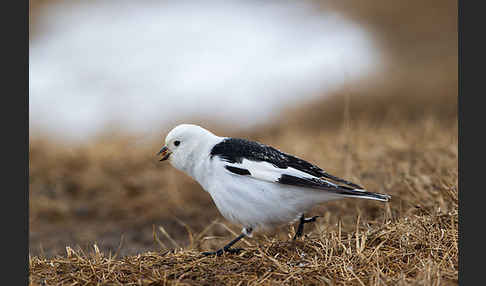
[{"x1": 293, "y1": 215, "x2": 320, "y2": 240}]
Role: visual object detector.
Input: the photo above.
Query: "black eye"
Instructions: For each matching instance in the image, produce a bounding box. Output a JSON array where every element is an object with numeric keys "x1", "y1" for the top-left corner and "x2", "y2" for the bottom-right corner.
[{"x1": 174, "y1": 140, "x2": 181, "y2": 146}]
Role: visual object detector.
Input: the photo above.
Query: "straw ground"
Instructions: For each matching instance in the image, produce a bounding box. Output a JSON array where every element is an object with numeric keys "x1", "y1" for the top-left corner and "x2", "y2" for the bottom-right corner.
[{"x1": 30, "y1": 85, "x2": 458, "y2": 285}]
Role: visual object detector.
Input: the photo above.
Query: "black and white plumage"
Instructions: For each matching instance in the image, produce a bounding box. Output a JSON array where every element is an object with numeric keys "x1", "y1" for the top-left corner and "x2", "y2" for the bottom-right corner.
[{"x1": 158, "y1": 124, "x2": 390, "y2": 255}]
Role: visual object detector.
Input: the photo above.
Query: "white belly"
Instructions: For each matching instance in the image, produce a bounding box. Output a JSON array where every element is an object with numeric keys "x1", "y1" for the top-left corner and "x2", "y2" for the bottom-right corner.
[{"x1": 203, "y1": 172, "x2": 339, "y2": 231}]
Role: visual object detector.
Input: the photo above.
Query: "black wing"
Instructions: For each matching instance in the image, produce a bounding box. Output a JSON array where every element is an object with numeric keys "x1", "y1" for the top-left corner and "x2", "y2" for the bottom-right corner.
[
  {"x1": 278, "y1": 174, "x2": 390, "y2": 201},
  {"x1": 210, "y1": 137, "x2": 364, "y2": 189}
]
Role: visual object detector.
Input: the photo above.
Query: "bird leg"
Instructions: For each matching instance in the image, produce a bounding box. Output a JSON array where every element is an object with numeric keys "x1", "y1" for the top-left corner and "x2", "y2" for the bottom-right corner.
[
  {"x1": 293, "y1": 214, "x2": 319, "y2": 240},
  {"x1": 202, "y1": 228, "x2": 252, "y2": 256}
]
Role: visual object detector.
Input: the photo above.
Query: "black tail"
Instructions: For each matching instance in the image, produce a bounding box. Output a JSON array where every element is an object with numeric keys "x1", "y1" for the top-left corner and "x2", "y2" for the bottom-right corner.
[{"x1": 336, "y1": 188, "x2": 391, "y2": 202}]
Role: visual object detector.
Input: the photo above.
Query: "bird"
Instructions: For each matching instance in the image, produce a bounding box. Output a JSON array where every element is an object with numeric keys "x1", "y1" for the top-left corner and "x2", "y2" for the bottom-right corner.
[{"x1": 157, "y1": 124, "x2": 390, "y2": 256}]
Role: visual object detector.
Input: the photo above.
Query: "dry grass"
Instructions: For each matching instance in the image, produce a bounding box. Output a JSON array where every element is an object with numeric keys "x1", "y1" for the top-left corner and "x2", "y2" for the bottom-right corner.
[
  {"x1": 29, "y1": 86, "x2": 458, "y2": 285},
  {"x1": 30, "y1": 208, "x2": 458, "y2": 285}
]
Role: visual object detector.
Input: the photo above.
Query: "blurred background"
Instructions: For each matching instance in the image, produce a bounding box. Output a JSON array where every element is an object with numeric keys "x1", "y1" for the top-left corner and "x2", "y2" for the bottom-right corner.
[{"x1": 29, "y1": 0, "x2": 457, "y2": 257}]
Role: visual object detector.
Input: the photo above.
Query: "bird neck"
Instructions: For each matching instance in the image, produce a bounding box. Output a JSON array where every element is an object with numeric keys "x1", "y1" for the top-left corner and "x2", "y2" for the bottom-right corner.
[{"x1": 174, "y1": 135, "x2": 222, "y2": 182}]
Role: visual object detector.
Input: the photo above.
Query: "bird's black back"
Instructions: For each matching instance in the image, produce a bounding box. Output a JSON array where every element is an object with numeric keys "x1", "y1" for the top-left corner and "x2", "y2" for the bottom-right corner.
[{"x1": 209, "y1": 137, "x2": 363, "y2": 189}]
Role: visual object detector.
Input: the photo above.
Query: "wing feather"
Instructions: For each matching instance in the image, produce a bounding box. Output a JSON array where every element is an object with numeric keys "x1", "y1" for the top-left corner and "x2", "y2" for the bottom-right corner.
[
  {"x1": 211, "y1": 137, "x2": 363, "y2": 189},
  {"x1": 222, "y1": 159, "x2": 390, "y2": 202}
]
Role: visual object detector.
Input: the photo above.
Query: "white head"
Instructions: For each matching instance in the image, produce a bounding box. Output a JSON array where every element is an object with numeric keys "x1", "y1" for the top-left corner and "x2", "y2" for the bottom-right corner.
[{"x1": 157, "y1": 124, "x2": 219, "y2": 174}]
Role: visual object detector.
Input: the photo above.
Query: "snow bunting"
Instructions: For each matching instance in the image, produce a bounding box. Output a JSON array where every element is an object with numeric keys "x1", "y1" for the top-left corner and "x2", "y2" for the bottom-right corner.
[{"x1": 158, "y1": 124, "x2": 390, "y2": 255}]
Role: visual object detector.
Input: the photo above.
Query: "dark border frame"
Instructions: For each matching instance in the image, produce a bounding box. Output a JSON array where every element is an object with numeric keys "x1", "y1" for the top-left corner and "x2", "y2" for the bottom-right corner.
[{"x1": 23, "y1": 0, "x2": 463, "y2": 285}]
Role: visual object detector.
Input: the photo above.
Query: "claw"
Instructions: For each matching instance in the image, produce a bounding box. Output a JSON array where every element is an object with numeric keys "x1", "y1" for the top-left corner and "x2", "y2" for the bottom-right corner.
[{"x1": 293, "y1": 214, "x2": 320, "y2": 240}]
